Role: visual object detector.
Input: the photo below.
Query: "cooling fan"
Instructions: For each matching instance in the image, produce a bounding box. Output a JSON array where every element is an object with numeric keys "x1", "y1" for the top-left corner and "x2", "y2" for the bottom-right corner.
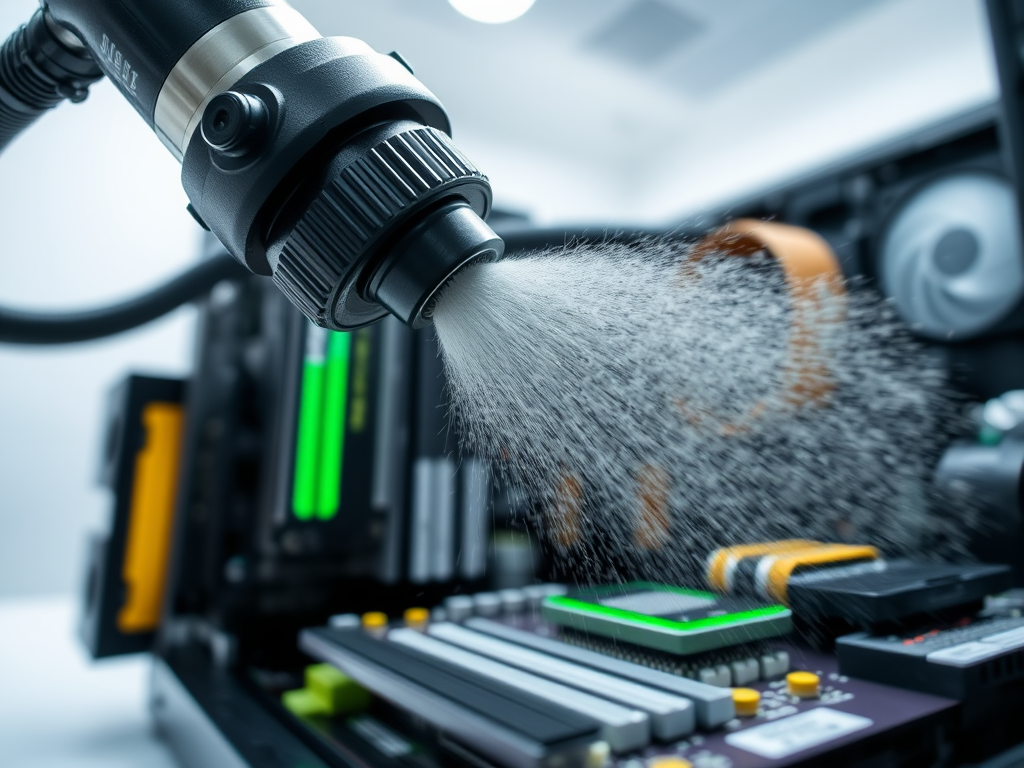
[{"x1": 880, "y1": 171, "x2": 1024, "y2": 340}]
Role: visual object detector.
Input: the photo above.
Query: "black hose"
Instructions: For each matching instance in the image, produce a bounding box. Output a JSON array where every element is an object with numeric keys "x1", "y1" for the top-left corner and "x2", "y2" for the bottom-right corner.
[
  {"x1": 0, "y1": 255, "x2": 249, "y2": 344},
  {"x1": 0, "y1": 10, "x2": 102, "y2": 152}
]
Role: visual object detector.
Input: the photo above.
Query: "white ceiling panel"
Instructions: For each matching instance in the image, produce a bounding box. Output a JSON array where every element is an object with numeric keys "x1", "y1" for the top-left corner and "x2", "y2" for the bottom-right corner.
[{"x1": 291, "y1": 0, "x2": 998, "y2": 225}]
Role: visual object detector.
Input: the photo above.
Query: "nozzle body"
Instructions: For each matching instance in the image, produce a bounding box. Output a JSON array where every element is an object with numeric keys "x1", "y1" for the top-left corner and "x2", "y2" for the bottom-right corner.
[{"x1": 42, "y1": 0, "x2": 503, "y2": 329}]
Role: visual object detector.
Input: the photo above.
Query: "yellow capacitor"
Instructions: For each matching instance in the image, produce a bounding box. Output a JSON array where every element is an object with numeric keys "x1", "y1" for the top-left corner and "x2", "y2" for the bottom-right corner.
[
  {"x1": 404, "y1": 607, "x2": 430, "y2": 629},
  {"x1": 787, "y1": 671, "x2": 820, "y2": 699},
  {"x1": 361, "y1": 612, "x2": 388, "y2": 631},
  {"x1": 732, "y1": 687, "x2": 761, "y2": 716}
]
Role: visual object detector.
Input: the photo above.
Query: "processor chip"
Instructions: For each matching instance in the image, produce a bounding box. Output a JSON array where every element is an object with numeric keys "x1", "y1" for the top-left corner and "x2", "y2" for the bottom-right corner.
[{"x1": 542, "y1": 582, "x2": 792, "y2": 655}]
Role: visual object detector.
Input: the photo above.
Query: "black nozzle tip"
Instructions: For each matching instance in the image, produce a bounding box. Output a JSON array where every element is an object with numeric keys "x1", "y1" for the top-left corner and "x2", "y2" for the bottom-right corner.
[{"x1": 368, "y1": 201, "x2": 504, "y2": 328}]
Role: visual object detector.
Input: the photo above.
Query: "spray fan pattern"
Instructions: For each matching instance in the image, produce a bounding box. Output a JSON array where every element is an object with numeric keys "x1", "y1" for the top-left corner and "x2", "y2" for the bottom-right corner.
[{"x1": 433, "y1": 238, "x2": 967, "y2": 584}]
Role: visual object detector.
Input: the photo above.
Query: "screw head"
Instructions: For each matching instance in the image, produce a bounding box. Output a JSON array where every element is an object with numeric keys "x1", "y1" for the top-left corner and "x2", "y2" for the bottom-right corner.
[{"x1": 201, "y1": 91, "x2": 268, "y2": 156}]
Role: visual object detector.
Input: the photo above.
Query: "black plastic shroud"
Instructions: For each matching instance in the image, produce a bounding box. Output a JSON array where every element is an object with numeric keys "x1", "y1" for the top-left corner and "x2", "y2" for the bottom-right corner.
[{"x1": 178, "y1": 37, "x2": 451, "y2": 280}]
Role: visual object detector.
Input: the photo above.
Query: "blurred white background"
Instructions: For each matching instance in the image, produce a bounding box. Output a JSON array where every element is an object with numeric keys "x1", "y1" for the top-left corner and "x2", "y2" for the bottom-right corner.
[
  {"x1": 0, "y1": 1, "x2": 200, "y2": 599},
  {"x1": 0, "y1": 0, "x2": 1000, "y2": 600}
]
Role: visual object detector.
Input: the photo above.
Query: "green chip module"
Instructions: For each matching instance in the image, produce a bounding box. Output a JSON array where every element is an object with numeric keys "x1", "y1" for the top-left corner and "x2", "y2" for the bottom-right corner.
[{"x1": 542, "y1": 582, "x2": 792, "y2": 655}]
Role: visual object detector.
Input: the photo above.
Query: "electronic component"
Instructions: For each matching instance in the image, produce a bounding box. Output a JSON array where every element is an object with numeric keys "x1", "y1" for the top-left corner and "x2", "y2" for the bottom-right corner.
[
  {"x1": 936, "y1": 439, "x2": 1024, "y2": 582},
  {"x1": 706, "y1": 541, "x2": 880, "y2": 604},
  {"x1": 708, "y1": 541, "x2": 1014, "y2": 625},
  {"x1": 499, "y1": 588, "x2": 528, "y2": 614},
  {"x1": 787, "y1": 560, "x2": 1014, "y2": 623},
  {"x1": 426, "y1": 622, "x2": 696, "y2": 741},
  {"x1": 464, "y1": 617, "x2": 736, "y2": 729},
  {"x1": 300, "y1": 627, "x2": 606, "y2": 768},
  {"x1": 837, "y1": 614, "x2": 1024, "y2": 700},
  {"x1": 361, "y1": 612, "x2": 388, "y2": 636},
  {"x1": 281, "y1": 664, "x2": 371, "y2": 719},
  {"x1": 388, "y1": 628, "x2": 651, "y2": 753},
  {"x1": 541, "y1": 582, "x2": 792, "y2": 655},
  {"x1": 473, "y1": 592, "x2": 503, "y2": 617},
  {"x1": 706, "y1": 540, "x2": 818, "y2": 593},
  {"x1": 273, "y1": 317, "x2": 412, "y2": 567},
  {"x1": 552, "y1": 626, "x2": 789, "y2": 687},
  {"x1": 409, "y1": 330, "x2": 457, "y2": 584},
  {"x1": 80, "y1": 374, "x2": 185, "y2": 659},
  {"x1": 732, "y1": 688, "x2": 760, "y2": 717},
  {"x1": 724, "y1": 708, "x2": 873, "y2": 760},
  {"x1": 403, "y1": 607, "x2": 430, "y2": 630},
  {"x1": 785, "y1": 671, "x2": 820, "y2": 699},
  {"x1": 444, "y1": 595, "x2": 475, "y2": 621}
]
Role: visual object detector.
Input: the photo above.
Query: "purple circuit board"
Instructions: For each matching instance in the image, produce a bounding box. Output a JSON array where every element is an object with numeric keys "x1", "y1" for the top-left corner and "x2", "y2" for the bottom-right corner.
[
  {"x1": 291, "y1": 612, "x2": 961, "y2": 768},
  {"x1": 489, "y1": 614, "x2": 958, "y2": 768}
]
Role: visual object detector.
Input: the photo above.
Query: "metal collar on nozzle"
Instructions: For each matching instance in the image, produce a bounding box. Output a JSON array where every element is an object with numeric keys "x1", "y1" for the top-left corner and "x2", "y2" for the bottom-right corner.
[{"x1": 369, "y1": 200, "x2": 504, "y2": 328}]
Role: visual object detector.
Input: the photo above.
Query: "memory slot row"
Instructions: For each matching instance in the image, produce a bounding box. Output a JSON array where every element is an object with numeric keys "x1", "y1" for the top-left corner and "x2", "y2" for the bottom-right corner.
[
  {"x1": 427, "y1": 622, "x2": 696, "y2": 740},
  {"x1": 300, "y1": 626, "x2": 606, "y2": 768},
  {"x1": 464, "y1": 617, "x2": 736, "y2": 729},
  {"x1": 300, "y1": 616, "x2": 746, "y2": 767},
  {"x1": 388, "y1": 628, "x2": 650, "y2": 752}
]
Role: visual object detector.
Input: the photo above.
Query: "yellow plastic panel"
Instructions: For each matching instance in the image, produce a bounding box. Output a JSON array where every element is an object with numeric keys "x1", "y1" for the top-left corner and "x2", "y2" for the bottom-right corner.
[{"x1": 117, "y1": 402, "x2": 184, "y2": 633}]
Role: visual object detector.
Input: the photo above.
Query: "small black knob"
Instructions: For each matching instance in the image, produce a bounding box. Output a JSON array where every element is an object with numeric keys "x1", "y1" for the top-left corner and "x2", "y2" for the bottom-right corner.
[{"x1": 201, "y1": 91, "x2": 268, "y2": 157}]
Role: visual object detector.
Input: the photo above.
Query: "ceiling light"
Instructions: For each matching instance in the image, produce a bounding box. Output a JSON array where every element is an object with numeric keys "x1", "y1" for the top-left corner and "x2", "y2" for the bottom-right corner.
[{"x1": 449, "y1": 0, "x2": 537, "y2": 24}]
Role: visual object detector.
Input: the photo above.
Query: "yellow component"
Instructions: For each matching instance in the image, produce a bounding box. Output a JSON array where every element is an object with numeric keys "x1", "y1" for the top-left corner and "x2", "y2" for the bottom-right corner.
[
  {"x1": 117, "y1": 402, "x2": 184, "y2": 633},
  {"x1": 404, "y1": 607, "x2": 430, "y2": 628},
  {"x1": 764, "y1": 545, "x2": 880, "y2": 603},
  {"x1": 361, "y1": 611, "x2": 388, "y2": 630},
  {"x1": 705, "y1": 540, "x2": 820, "y2": 592},
  {"x1": 306, "y1": 663, "x2": 371, "y2": 715},
  {"x1": 281, "y1": 688, "x2": 331, "y2": 718},
  {"x1": 732, "y1": 687, "x2": 761, "y2": 716},
  {"x1": 787, "y1": 671, "x2": 821, "y2": 699},
  {"x1": 646, "y1": 758, "x2": 693, "y2": 768}
]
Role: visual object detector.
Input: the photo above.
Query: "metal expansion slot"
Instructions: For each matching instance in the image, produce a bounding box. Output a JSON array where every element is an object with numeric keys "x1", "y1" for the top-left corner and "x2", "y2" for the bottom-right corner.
[
  {"x1": 300, "y1": 628, "x2": 604, "y2": 768},
  {"x1": 465, "y1": 617, "x2": 736, "y2": 729},
  {"x1": 389, "y1": 629, "x2": 650, "y2": 753},
  {"x1": 427, "y1": 622, "x2": 696, "y2": 740}
]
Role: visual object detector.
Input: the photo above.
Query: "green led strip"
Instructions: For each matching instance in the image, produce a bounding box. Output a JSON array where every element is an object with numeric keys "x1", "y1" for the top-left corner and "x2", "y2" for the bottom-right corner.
[
  {"x1": 291, "y1": 326, "x2": 351, "y2": 521},
  {"x1": 545, "y1": 595, "x2": 789, "y2": 632},
  {"x1": 292, "y1": 326, "x2": 328, "y2": 521},
  {"x1": 315, "y1": 331, "x2": 351, "y2": 520}
]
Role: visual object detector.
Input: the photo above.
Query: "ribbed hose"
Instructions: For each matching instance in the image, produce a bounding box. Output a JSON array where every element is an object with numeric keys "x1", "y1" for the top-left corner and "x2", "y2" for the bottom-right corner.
[{"x1": 0, "y1": 10, "x2": 102, "y2": 153}]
